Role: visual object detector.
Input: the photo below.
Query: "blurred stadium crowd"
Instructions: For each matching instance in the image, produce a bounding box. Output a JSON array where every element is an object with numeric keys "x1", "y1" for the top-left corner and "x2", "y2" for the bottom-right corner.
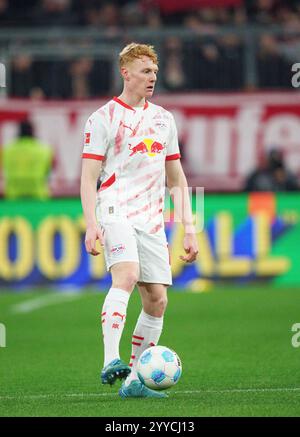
[
  {"x1": 1, "y1": 0, "x2": 299, "y2": 97},
  {"x1": 1, "y1": 0, "x2": 300, "y2": 29}
]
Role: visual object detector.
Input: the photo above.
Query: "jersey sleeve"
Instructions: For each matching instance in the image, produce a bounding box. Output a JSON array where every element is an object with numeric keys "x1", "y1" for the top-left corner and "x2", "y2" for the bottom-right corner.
[
  {"x1": 82, "y1": 111, "x2": 109, "y2": 161},
  {"x1": 166, "y1": 113, "x2": 181, "y2": 161}
]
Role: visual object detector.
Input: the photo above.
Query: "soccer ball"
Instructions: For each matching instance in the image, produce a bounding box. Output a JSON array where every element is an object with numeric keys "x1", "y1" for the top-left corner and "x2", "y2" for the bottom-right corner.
[{"x1": 137, "y1": 345, "x2": 182, "y2": 390}]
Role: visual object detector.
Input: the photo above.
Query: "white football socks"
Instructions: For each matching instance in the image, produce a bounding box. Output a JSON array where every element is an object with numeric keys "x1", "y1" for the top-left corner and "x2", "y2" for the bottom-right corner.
[
  {"x1": 101, "y1": 287, "x2": 130, "y2": 367},
  {"x1": 125, "y1": 309, "x2": 164, "y2": 386}
]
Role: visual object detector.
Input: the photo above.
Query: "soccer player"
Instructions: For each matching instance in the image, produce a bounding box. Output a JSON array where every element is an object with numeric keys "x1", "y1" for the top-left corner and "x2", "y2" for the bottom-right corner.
[{"x1": 80, "y1": 43, "x2": 198, "y2": 398}]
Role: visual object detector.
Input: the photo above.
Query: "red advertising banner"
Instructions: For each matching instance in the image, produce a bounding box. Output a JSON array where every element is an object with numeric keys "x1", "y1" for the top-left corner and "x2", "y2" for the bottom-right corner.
[{"x1": 0, "y1": 92, "x2": 300, "y2": 195}]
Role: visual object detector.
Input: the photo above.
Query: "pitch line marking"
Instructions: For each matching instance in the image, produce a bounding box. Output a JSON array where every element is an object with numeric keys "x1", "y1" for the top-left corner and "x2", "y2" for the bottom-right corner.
[
  {"x1": 1, "y1": 387, "x2": 300, "y2": 401},
  {"x1": 179, "y1": 388, "x2": 300, "y2": 394},
  {"x1": 10, "y1": 292, "x2": 82, "y2": 314}
]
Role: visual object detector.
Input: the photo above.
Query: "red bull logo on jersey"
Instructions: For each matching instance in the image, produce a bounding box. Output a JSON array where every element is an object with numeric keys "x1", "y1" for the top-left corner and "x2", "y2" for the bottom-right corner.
[{"x1": 129, "y1": 138, "x2": 165, "y2": 157}]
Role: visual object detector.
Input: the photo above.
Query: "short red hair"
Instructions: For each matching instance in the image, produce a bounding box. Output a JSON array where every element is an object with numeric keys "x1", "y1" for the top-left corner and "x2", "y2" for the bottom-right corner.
[{"x1": 119, "y1": 43, "x2": 158, "y2": 68}]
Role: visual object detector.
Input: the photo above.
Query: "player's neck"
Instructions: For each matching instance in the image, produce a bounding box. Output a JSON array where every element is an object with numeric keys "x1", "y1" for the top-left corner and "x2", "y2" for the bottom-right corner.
[{"x1": 117, "y1": 92, "x2": 145, "y2": 109}]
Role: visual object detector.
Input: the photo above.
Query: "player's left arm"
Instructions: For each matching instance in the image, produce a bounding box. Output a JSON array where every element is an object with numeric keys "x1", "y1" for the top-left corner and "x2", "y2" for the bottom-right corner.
[{"x1": 165, "y1": 159, "x2": 199, "y2": 263}]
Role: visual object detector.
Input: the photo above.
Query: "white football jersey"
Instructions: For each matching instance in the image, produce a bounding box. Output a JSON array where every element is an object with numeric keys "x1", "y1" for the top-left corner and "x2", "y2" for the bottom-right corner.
[{"x1": 82, "y1": 97, "x2": 181, "y2": 234}]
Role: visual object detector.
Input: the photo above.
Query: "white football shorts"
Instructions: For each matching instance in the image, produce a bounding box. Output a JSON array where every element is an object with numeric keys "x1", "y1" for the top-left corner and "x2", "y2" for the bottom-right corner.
[{"x1": 99, "y1": 220, "x2": 172, "y2": 286}]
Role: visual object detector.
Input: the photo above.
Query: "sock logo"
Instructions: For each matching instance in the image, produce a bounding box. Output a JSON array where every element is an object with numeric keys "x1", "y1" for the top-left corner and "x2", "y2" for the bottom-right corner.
[{"x1": 112, "y1": 323, "x2": 120, "y2": 329}]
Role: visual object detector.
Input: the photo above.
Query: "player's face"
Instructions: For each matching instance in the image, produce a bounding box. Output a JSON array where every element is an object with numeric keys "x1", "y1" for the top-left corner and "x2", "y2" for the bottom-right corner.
[{"x1": 125, "y1": 56, "x2": 158, "y2": 98}]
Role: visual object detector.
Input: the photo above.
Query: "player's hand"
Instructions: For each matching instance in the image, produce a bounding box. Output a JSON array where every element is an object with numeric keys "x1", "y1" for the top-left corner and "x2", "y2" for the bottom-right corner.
[
  {"x1": 180, "y1": 233, "x2": 198, "y2": 263},
  {"x1": 85, "y1": 225, "x2": 104, "y2": 256}
]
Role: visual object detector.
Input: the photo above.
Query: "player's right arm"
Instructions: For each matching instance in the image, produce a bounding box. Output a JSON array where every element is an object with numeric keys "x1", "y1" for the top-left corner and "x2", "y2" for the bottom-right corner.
[
  {"x1": 80, "y1": 158, "x2": 104, "y2": 256},
  {"x1": 81, "y1": 110, "x2": 109, "y2": 255}
]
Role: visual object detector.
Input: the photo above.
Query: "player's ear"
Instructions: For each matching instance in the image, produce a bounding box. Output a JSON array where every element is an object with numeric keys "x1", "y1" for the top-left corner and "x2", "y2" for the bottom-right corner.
[{"x1": 120, "y1": 66, "x2": 130, "y2": 81}]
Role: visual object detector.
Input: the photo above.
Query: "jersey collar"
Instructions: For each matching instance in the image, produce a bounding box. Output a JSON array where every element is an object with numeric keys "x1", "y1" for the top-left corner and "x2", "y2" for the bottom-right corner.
[{"x1": 113, "y1": 96, "x2": 148, "y2": 111}]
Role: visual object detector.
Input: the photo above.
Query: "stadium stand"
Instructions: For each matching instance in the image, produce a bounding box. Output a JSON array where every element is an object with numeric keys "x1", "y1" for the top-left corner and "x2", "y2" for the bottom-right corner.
[{"x1": 1, "y1": 0, "x2": 300, "y2": 97}]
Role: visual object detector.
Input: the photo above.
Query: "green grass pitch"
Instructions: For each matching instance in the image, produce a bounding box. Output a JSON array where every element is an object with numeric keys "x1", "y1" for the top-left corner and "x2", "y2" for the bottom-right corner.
[{"x1": 0, "y1": 286, "x2": 300, "y2": 417}]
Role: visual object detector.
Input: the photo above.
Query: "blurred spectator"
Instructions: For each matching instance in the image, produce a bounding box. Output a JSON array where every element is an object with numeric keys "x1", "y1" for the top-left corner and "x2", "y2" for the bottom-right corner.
[
  {"x1": 276, "y1": 4, "x2": 300, "y2": 30},
  {"x1": 218, "y1": 33, "x2": 244, "y2": 90},
  {"x1": 2, "y1": 121, "x2": 53, "y2": 199},
  {"x1": 197, "y1": 7, "x2": 218, "y2": 26},
  {"x1": 233, "y1": 6, "x2": 248, "y2": 26},
  {"x1": 267, "y1": 148, "x2": 299, "y2": 191},
  {"x1": 69, "y1": 58, "x2": 93, "y2": 98},
  {"x1": 33, "y1": 60, "x2": 68, "y2": 99},
  {"x1": 10, "y1": 55, "x2": 44, "y2": 98},
  {"x1": 246, "y1": 0, "x2": 300, "y2": 25},
  {"x1": 144, "y1": 8, "x2": 162, "y2": 28},
  {"x1": 3, "y1": 0, "x2": 38, "y2": 26},
  {"x1": 122, "y1": 2, "x2": 143, "y2": 28},
  {"x1": 98, "y1": 2, "x2": 120, "y2": 28},
  {"x1": 83, "y1": 4, "x2": 103, "y2": 28},
  {"x1": 33, "y1": 0, "x2": 78, "y2": 26},
  {"x1": 65, "y1": 58, "x2": 112, "y2": 98},
  {"x1": 31, "y1": 57, "x2": 112, "y2": 99},
  {"x1": 244, "y1": 148, "x2": 299, "y2": 192},
  {"x1": 244, "y1": 156, "x2": 276, "y2": 192},
  {"x1": 194, "y1": 43, "x2": 223, "y2": 90},
  {"x1": 247, "y1": 0, "x2": 277, "y2": 25},
  {"x1": 257, "y1": 34, "x2": 291, "y2": 88},
  {"x1": 184, "y1": 12, "x2": 217, "y2": 34},
  {"x1": 0, "y1": 0, "x2": 13, "y2": 26},
  {"x1": 161, "y1": 37, "x2": 187, "y2": 91},
  {"x1": 81, "y1": 2, "x2": 121, "y2": 37}
]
